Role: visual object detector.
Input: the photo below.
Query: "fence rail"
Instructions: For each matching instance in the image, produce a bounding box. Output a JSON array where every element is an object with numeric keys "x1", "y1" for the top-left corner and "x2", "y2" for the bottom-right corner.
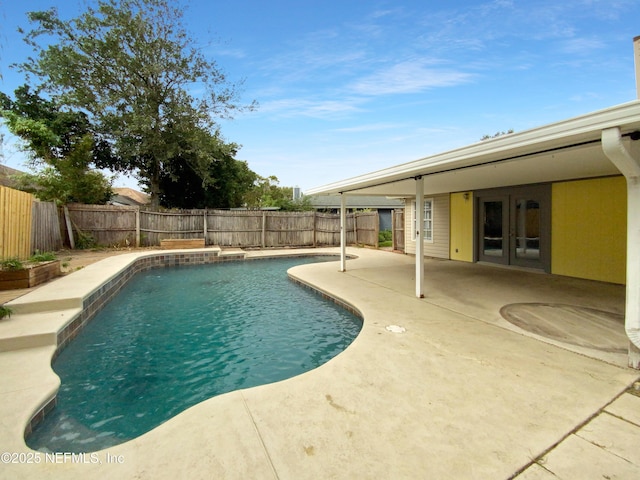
[{"x1": 62, "y1": 204, "x2": 380, "y2": 249}]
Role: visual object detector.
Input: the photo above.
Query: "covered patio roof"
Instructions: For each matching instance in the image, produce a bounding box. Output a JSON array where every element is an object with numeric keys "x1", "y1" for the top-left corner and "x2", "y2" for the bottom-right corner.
[
  {"x1": 305, "y1": 99, "x2": 640, "y2": 368},
  {"x1": 306, "y1": 100, "x2": 640, "y2": 197}
]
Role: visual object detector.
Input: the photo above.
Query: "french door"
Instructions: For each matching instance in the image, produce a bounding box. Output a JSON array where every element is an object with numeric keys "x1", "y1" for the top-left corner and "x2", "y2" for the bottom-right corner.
[{"x1": 477, "y1": 185, "x2": 550, "y2": 271}]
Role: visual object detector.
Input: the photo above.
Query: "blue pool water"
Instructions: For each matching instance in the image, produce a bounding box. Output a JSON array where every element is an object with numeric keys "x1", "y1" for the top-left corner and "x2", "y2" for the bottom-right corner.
[{"x1": 27, "y1": 256, "x2": 361, "y2": 453}]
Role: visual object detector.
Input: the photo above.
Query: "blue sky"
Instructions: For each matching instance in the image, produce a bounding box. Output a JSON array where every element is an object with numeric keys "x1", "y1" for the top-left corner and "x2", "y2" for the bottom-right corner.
[{"x1": 1, "y1": 0, "x2": 640, "y2": 193}]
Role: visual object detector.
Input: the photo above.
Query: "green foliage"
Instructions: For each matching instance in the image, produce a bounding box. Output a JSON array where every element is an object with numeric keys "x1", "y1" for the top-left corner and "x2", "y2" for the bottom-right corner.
[
  {"x1": 244, "y1": 176, "x2": 314, "y2": 211},
  {"x1": 0, "y1": 252, "x2": 57, "y2": 270},
  {"x1": 0, "y1": 306, "x2": 13, "y2": 320},
  {"x1": 480, "y1": 129, "x2": 514, "y2": 141},
  {"x1": 74, "y1": 230, "x2": 98, "y2": 250},
  {"x1": 0, "y1": 86, "x2": 114, "y2": 204},
  {"x1": 17, "y1": 0, "x2": 256, "y2": 207},
  {"x1": 157, "y1": 132, "x2": 257, "y2": 209},
  {"x1": 378, "y1": 229, "x2": 393, "y2": 247},
  {"x1": 29, "y1": 251, "x2": 57, "y2": 262},
  {"x1": 0, "y1": 258, "x2": 25, "y2": 270},
  {"x1": 14, "y1": 167, "x2": 113, "y2": 205},
  {"x1": 378, "y1": 230, "x2": 392, "y2": 242}
]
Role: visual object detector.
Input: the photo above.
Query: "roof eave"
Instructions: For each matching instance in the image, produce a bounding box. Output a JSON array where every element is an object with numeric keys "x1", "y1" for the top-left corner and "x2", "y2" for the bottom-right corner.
[{"x1": 306, "y1": 100, "x2": 640, "y2": 196}]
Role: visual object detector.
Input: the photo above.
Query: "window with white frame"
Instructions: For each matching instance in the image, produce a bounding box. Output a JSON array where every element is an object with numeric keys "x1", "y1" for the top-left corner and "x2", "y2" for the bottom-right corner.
[{"x1": 413, "y1": 199, "x2": 434, "y2": 242}]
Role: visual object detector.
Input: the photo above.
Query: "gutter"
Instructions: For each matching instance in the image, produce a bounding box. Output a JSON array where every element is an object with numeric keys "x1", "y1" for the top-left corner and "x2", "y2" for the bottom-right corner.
[{"x1": 306, "y1": 100, "x2": 640, "y2": 196}]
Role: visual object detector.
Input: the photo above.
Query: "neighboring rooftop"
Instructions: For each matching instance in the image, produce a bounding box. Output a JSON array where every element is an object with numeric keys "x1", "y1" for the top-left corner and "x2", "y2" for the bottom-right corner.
[
  {"x1": 0, "y1": 164, "x2": 25, "y2": 188},
  {"x1": 111, "y1": 187, "x2": 150, "y2": 206}
]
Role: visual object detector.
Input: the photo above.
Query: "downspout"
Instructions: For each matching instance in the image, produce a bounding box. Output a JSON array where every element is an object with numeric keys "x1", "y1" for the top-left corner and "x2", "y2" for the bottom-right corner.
[
  {"x1": 601, "y1": 127, "x2": 640, "y2": 368},
  {"x1": 340, "y1": 193, "x2": 347, "y2": 272}
]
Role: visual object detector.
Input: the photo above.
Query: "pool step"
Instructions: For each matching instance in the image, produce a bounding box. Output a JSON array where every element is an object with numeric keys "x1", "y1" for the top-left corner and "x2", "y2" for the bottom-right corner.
[{"x1": 0, "y1": 308, "x2": 81, "y2": 352}]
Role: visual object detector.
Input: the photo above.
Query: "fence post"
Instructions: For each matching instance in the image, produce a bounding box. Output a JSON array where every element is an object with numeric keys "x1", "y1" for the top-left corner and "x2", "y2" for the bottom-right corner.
[
  {"x1": 313, "y1": 211, "x2": 317, "y2": 247},
  {"x1": 135, "y1": 208, "x2": 141, "y2": 247},
  {"x1": 203, "y1": 210, "x2": 208, "y2": 245},
  {"x1": 63, "y1": 206, "x2": 75, "y2": 249},
  {"x1": 261, "y1": 211, "x2": 266, "y2": 248},
  {"x1": 375, "y1": 211, "x2": 380, "y2": 248},
  {"x1": 391, "y1": 209, "x2": 396, "y2": 251},
  {"x1": 353, "y1": 212, "x2": 358, "y2": 245}
]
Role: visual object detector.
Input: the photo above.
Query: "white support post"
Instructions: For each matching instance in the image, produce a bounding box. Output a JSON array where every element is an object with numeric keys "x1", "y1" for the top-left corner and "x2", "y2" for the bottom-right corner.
[
  {"x1": 626, "y1": 178, "x2": 640, "y2": 367},
  {"x1": 415, "y1": 176, "x2": 425, "y2": 298},
  {"x1": 340, "y1": 193, "x2": 347, "y2": 272},
  {"x1": 602, "y1": 127, "x2": 640, "y2": 368}
]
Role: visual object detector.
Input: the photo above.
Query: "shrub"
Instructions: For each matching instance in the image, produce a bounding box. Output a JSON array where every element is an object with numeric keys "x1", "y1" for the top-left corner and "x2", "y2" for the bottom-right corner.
[
  {"x1": 30, "y1": 251, "x2": 57, "y2": 262},
  {"x1": 0, "y1": 306, "x2": 12, "y2": 320},
  {"x1": 75, "y1": 230, "x2": 97, "y2": 249},
  {"x1": 378, "y1": 230, "x2": 392, "y2": 242},
  {"x1": 0, "y1": 258, "x2": 24, "y2": 270}
]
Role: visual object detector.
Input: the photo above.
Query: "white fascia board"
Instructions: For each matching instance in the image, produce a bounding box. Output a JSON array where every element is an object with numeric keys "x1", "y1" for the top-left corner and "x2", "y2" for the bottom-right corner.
[{"x1": 306, "y1": 100, "x2": 640, "y2": 196}]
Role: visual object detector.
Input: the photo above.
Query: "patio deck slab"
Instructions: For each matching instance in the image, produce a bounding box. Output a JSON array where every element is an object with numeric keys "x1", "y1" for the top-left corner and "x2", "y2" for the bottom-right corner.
[{"x1": 0, "y1": 247, "x2": 638, "y2": 479}]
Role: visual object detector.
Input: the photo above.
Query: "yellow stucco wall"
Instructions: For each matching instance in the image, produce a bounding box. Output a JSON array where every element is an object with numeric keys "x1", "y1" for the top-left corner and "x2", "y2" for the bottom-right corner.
[
  {"x1": 551, "y1": 176, "x2": 626, "y2": 284},
  {"x1": 449, "y1": 192, "x2": 474, "y2": 262}
]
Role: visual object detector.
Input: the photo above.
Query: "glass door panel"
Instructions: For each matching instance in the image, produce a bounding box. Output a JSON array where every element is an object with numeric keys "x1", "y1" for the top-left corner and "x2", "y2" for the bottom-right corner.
[
  {"x1": 483, "y1": 201, "x2": 504, "y2": 257},
  {"x1": 479, "y1": 197, "x2": 508, "y2": 264},
  {"x1": 513, "y1": 199, "x2": 540, "y2": 262},
  {"x1": 477, "y1": 185, "x2": 549, "y2": 271}
]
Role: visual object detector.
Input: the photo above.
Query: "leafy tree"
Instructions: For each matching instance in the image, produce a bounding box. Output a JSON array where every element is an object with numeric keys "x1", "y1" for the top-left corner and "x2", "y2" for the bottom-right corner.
[
  {"x1": 13, "y1": 167, "x2": 112, "y2": 205},
  {"x1": 0, "y1": 85, "x2": 113, "y2": 204},
  {"x1": 244, "y1": 175, "x2": 313, "y2": 211},
  {"x1": 17, "y1": 0, "x2": 256, "y2": 207},
  {"x1": 481, "y1": 129, "x2": 514, "y2": 141},
  {"x1": 158, "y1": 134, "x2": 258, "y2": 209}
]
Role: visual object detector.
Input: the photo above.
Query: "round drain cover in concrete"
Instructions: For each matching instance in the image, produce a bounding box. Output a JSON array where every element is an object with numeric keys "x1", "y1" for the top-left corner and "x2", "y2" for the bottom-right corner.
[
  {"x1": 500, "y1": 303, "x2": 627, "y2": 353},
  {"x1": 386, "y1": 325, "x2": 406, "y2": 333}
]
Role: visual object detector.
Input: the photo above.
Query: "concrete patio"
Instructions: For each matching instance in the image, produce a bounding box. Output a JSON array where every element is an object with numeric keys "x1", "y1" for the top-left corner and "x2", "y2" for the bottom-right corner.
[{"x1": 0, "y1": 247, "x2": 638, "y2": 479}]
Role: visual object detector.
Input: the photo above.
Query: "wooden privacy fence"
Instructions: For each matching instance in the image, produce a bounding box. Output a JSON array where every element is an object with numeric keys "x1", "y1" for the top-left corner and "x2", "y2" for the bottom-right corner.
[
  {"x1": 0, "y1": 185, "x2": 63, "y2": 259},
  {"x1": 0, "y1": 186, "x2": 33, "y2": 259},
  {"x1": 63, "y1": 204, "x2": 380, "y2": 249},
  {"x1": 392, "y1": 209, "x2": 405, "y2": 252},
  {"x1": 62, "y1": 204, "x2": 139, "y2": 247},
  {"x1": 32, "y1": 201, "x2": 63, "y2": 253}
]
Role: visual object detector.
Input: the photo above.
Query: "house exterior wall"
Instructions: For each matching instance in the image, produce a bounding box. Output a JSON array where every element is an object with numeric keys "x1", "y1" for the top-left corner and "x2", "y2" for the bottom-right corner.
[
  {"x1": 551, "y1": 176, "x2": 626, "y2": 284},
  {"x1": 405, "y1": 194, "x2": 450, "y2": 258},
  {"x1": 449, "y1": 191, "x2": 474, "y2": 262},
  {"x1": 405, "y1": 177, "x2": 626, "y2": 284},
  {"x1": 379, "y1": 209, "x2": 393, "y2": 231}
]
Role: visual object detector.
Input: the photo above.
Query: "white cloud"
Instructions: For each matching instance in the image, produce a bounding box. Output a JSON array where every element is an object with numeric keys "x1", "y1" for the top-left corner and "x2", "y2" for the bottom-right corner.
[
  {"x1": 349, "y1": 61, "x2": 474, "y2": 96},
  {"x1": 215, "y1": 47, "x2": 247, "y2": 59},
  {"x1": 560, "y1": 37, "x2": 606, "y2": 55},
  {"x1": 332, "y1": 123, "x2": 406, "y2": 133},
  {"x1": 257, "y1": 97, "x2": 364, "y2": 119}
]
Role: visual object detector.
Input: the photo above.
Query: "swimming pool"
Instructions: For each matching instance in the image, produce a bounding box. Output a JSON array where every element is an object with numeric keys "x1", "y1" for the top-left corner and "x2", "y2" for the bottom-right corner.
[{"x1": 27, "y1": 256, "x2": 362, "y2": 453}]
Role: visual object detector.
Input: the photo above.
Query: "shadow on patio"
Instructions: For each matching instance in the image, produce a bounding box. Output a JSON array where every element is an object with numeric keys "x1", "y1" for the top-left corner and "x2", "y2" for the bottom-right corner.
[{"x1": 344, "y1": 253, "x2": 628, "y2": 367}]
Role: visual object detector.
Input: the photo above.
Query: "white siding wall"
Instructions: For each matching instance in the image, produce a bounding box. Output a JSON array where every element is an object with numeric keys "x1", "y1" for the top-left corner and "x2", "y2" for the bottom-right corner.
[{"x1": 404, "y1": 194, "x2": 450, "y2": 258}]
